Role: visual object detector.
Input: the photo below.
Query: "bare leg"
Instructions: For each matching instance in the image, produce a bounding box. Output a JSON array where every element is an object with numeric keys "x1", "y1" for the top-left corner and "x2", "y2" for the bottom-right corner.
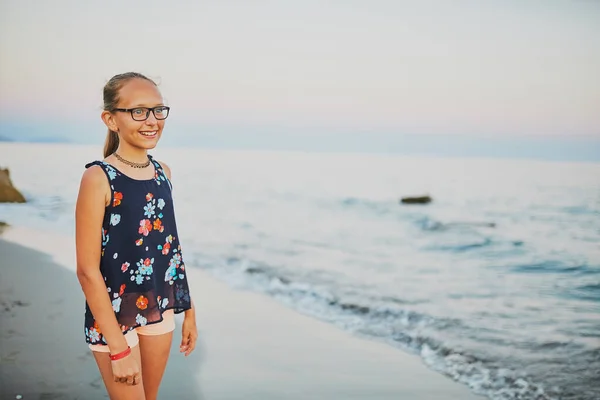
[
  {"x1": 92, "y1": 344, "x2": 145, "y2": 400},
  {"x1": 138, "y1": 331, "x2": 173, "y2": 400}
]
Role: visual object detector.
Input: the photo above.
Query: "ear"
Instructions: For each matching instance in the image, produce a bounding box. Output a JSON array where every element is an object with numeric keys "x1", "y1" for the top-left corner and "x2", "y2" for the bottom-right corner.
[{"x1": 101, "y1": 110, "x2": 119, "y2": 132}]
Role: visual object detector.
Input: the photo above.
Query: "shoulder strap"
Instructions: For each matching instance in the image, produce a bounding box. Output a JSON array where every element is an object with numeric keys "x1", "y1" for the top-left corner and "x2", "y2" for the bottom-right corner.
[
  {"x1": 85, "y1": 160, "x2": 120, "y2": 181},
  {"x1": 84, "y1": 161, "x2": 117, "y2": 208},
  {"x1": 84, "y1": 160, "x2": 102, "y2": 169},
  {"x1": 148, "y1": 155, "x2": 173, "y2": 190}
]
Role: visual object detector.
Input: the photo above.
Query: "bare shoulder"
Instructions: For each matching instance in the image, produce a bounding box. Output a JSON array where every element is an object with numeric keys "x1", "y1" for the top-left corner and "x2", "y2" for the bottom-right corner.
[
  {"x1": 80, "y1": 164, "x2": 109, "y2": 187},
  {"x1": 156, "y1": 160, "x2": 172, "y2": 180},
  {"x1": 78, "y1": 165, "x2": 111, "y2": 206}
]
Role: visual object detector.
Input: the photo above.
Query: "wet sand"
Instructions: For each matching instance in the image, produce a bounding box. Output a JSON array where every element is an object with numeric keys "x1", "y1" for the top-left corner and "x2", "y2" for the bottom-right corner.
[
  {"x1": 0, "y1": 238, "x2": 201, "y2": 399},
  {"x1": 0, "y1": 227, "x2": 483, "y2": 399}
]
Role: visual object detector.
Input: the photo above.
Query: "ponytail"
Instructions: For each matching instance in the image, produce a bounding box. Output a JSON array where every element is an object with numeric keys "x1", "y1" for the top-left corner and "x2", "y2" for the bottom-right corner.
[{"x1": 103, "y1": 130, "x2": 119, "y2": 158}]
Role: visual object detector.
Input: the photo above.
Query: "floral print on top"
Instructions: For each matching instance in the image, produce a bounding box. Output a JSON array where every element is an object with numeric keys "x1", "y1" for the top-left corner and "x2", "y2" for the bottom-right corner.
[{"x1": 83, "y1": 155, "x2": 192, "y2": 346}]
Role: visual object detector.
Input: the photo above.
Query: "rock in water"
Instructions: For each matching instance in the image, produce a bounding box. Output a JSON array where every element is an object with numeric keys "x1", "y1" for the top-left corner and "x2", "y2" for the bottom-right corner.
[
  {"x1": 0, "y1": 168, "x2": 26, "y2": 203},
  {"x1": 400, "y1": 195, "x2": 432, "y2": 205}
]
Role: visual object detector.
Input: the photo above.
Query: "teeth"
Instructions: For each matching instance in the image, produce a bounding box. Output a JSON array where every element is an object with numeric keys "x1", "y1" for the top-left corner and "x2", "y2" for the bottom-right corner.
[{"x1": 140, "y1": 131, "x2": 157, "y2": 137}]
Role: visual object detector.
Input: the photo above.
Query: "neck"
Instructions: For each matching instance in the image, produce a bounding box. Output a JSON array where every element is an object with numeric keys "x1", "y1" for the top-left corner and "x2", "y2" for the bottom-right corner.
[{"x1": 115, "y1": 144, "x2": 148, "y2": 164}]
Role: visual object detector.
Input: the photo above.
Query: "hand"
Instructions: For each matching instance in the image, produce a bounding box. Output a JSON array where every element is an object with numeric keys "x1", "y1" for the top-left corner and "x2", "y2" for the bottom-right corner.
[
  {"x1": 180, "y1": 315, "x2": 198, "y2": 357},
  {"x1": 111, "y1": 352, "x2": 141, "y2": 386}
]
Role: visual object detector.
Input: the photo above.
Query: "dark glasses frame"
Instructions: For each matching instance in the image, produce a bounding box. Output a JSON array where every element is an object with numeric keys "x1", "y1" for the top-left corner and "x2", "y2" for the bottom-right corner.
[{"x1": 112, "y1": 106, "x2": 171, "y2": 121}]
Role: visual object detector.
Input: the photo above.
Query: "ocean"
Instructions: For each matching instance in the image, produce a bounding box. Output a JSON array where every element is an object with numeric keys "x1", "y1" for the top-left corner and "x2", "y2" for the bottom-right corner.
[{"x1": 1, "y1": 142, "x2": 599, "y2": 400}]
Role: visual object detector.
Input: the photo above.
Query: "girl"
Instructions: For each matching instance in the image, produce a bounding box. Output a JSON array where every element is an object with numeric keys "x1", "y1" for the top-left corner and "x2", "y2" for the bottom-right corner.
[{"x1": 75, "y1": 72, "x2": 197, "y2": 400}]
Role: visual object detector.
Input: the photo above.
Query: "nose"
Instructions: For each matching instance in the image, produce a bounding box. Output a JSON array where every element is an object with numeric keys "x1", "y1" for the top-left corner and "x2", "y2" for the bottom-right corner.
[{"x1": 144, "y1": 111, "x2": 158, "y2": 125}]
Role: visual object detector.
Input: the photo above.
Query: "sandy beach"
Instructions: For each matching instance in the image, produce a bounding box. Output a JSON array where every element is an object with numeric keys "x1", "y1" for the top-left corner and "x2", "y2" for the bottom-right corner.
[{"x1": 0, "y1": 226, "x2": 482, "y2": 399}]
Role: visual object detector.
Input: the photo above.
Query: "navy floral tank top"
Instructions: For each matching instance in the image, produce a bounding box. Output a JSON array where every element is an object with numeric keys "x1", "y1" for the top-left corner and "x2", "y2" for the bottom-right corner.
[{"x1": 83, "y1": 155, "x2": 192, "y2": 346}]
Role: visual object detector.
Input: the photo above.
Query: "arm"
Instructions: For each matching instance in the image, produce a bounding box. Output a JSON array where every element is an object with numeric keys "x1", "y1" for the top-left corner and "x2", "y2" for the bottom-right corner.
[
  {"x1": 75, "y1": 166, "x2": 128, "y2": 354},
  {"x1": 158, "y1": 159, "x2": 198, "y2": 356}
]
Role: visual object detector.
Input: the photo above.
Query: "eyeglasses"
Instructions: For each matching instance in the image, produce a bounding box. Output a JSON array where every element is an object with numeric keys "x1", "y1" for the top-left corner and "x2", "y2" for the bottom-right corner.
[{"x1": 112, "y1": 106, "x2": 170, "y2": 121}]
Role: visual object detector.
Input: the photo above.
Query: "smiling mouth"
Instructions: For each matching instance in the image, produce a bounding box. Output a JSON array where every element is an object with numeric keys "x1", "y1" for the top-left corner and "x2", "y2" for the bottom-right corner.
[{"x1": 139, "y1": 130, "x2": 158, "y2": 138}]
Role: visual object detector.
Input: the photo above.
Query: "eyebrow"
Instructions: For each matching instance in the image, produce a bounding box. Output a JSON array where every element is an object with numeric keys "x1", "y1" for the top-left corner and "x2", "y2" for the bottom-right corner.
[{"x1": 130, "y1": 103, "x2": 165, "y2": 108}]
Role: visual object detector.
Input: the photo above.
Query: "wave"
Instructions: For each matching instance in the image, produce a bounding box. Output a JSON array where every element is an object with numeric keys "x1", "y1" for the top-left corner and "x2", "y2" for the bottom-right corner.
[
  {"x1": 511, "y1": 261, "x2": 599, "y2": 275},
  {"x1": 426, "y1": 237, "x2": 494, "y2": 252},
  {"x1": 416, "y1": 217, "x2": 497, "y2": 232},
  {"x1": 191, "y1": 252, "x2": 588, "y2": 400},
  {"x1": 560, "y1": 205, "x2": 600, "y2": 216},
  {"x1": 566, "y1": 283, "x2": 600, "y2": 302},
  {"x1": 339, "y1": 197, "x2": 394, "y2": 216}
]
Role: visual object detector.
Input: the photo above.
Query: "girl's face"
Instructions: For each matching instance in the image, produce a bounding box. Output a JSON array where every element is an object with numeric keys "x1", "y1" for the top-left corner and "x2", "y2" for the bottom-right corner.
[{"x1": 104, "y1": 78, "x2": 166, "y2": 151}]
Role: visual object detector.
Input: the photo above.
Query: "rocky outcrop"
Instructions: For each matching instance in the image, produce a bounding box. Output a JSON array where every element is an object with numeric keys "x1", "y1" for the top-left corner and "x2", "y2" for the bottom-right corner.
[
  {"x1": 400, "y1": 195, "x2": 432, "y2": 205},
  {"x1": 0, "y1": 168, "x2": 26, "y2": 203}
]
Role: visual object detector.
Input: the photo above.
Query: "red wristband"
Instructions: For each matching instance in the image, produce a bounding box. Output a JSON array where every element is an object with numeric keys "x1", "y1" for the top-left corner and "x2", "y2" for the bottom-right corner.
[{"x1": 109, "y1": 346, "x2": 131, "y2": 361}]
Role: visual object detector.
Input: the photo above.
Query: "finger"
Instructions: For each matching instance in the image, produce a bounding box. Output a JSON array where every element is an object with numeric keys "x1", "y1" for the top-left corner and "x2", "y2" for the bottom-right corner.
[
  {"x1": 133, "y1": 374, "x2": 141, "y2": 386},
  {"x1": 180, "y1": 335, "x2": 190, "y2": 352},
  {"x1": 126, "y1": 376, "x2": 134, "y2": 386},
  {"x1": 185, "y1": 337, "x2": 197, "y2": 356},
  {"x1": 185, "y1": 346, "x2": 194, "y2": 356},
  {"x1": 180, "y1": 333, "x2": 189, "y2": 348}
]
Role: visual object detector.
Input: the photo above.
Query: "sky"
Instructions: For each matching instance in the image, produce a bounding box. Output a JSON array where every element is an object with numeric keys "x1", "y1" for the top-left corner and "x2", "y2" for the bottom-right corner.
[{"x1": 0, "y1": 0, "x2": 599, "y2": 157}]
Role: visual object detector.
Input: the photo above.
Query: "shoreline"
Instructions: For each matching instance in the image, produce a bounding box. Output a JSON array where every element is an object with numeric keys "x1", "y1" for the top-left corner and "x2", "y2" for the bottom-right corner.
[{"x1": 0, "y1": 225, "x2": 483, "y2": 399}]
